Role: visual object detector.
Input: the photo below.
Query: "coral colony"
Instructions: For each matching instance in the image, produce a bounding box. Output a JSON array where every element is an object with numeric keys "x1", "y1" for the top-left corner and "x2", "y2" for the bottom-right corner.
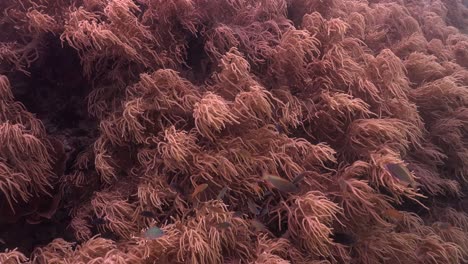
[{"x1": 0, "y1": 0, "x2": 468, "y2": 263}]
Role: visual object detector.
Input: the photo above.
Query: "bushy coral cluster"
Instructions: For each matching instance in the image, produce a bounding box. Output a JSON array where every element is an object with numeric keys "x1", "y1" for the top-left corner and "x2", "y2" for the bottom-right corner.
[{"x1": 0, "y1": 0, "x2": 468, "y2": 263}]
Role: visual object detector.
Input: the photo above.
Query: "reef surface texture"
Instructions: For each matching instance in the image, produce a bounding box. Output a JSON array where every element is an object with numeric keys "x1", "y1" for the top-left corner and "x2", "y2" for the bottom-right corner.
[{"x1": 0, "y1": 0, "x2": 468, "y2": 263}]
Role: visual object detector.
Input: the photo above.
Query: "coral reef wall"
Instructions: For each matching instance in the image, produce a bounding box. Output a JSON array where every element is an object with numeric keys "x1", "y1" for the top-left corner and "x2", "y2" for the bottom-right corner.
[{"x1": 0, "y1": 0, "x2": 468, "y2": 263}]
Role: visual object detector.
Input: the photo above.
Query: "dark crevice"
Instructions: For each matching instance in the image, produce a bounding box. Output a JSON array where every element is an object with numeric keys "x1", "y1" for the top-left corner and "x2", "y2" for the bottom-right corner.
[
  {"x1": 0, "y1": 34, "x2": 97, "y2": 256},
  {"x1": 183, "y1": 32, "x2": 213, "y2": 85},
  {"x1": 12, "y1": 34, "x2": 91, "y2": 131}
]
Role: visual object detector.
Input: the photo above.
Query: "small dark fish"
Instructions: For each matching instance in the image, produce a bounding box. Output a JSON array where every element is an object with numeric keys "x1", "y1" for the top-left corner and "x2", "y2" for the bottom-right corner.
[
  {"x1": 275, "y1": 123, "x2": 285, "y2": 134},
  {"x1": 169, "y1": 181, "x2": 184, "y2": 194},
  {"x1": 259, "y1": 206, "x2": 269, "y2": 217},
  {"x1": 292, "y1": 172, "x2": 307, "y2": 185},
  {"x1": 91, "y1": 217, "x2": 107, "y2": 225},
  {"x1": 384, "y1": 163, "x2": 417, "y2": 188},
  {"x1": 191, "y1": 183, "x2": 209, "y2": 199},
  {"x1": 217, "y1": 187, "x2": 228, "y2": 200},
  {"x1": 233, "y1": 211, "x2": 243, "y2": 218},
  {"x1": 247, "y1": 199, "x2": 260, "y2": 215},
  {"x1": 330, "y1": 232, "x2": 356, "y2": 246},
  {"x1": 263, "y1": 173, "x2": 299, "y2": 193},
  {"x1": 280, "y1": 230, "x2": 291, "y2": 239},
  {"x1": 433, "y1": 222, "x2": 451, "y2": 229},
  {"x1": 140, "y1": 211, "x2": 156, "y2": 218},
  {"x1": 250, "y1": 219, "x2": 268, "y2": 232},
  {"x1": 216, "y1": 222, "x2": 232, "y2": 229},
  {"x1": 143, "y1": 226, "x2": 164, "y2": 240}
]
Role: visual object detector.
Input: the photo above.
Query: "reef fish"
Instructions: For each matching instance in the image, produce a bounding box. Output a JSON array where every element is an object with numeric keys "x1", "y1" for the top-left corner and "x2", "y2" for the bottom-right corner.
[
  {"x1": 250, "y1": 219, "x2": 269, "y2": 232},
  {"x1": 247, "y1": 199, "x2": 260, "y2": 215},
  {"x1": 233, "y1": 211, "x2": 244, "y2": 218},
  {"x1": 433, "y1": 222, "x2": 452, "y2": 229},
  {"x1": 384, "y1": 163, "x2": 417, "y2": 188},
  {"x1": 263, "y1": 173, "x2": 299, "y2": 193},
  {"x1": 292, "y1": 172, "x2": 307, "y2": 185},
  {"x1": 191, "y1": 183, "x2": 209, "y2": 199},
  {"x1": 143, "y1": 226, "x2": 164, "y2": 240},
  {"x1": 383, "y1": 208, "x2": 404, "y2": 221},
  {"x1": 217, "y1": 186, "x2": 228, "y2": 200},
  {"x1": 216, "y1": 222, "x2": 232, "y2": 229},
  {"x1": 91, "y1": 217, "x2": 107, "y2": 225},
  {"x1": 140, "y1": 210, "x2": 156, "y2": 218},
  {"x1": 330, "y1": 232, "x2": 356, "y2": 246}
]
